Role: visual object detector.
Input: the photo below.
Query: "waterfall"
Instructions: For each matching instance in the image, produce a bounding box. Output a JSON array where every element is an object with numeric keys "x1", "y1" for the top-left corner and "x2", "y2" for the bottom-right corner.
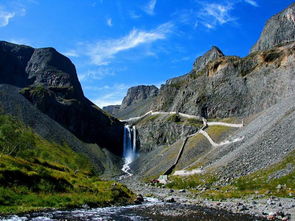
[
  {"x1": 132, "y1": 125, "x2": 136, "y2": 152},
  {"x1": 121, "y1": 125, "x2": 137, "y2": 176}
]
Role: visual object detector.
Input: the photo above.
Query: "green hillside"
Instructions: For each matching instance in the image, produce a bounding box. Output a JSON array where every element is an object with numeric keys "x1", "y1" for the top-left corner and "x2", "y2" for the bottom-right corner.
[{"x1": 0, "y1": 113, "x2": 134, "y2": 214}]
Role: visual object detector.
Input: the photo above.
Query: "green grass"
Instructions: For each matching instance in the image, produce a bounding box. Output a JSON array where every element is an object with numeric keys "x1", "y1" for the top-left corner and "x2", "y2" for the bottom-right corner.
[{"x1": 0, "y1": 113, "x2": 135, "y2": 214}]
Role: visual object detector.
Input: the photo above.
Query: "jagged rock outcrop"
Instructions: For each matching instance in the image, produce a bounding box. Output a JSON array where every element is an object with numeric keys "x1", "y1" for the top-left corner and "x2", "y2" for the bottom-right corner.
[
  {"x1": 121, "y1": 85, "x2": 159, "y2": 109},
  {"x1": 193, "y1": 46, "x2": 224, "y2": 72},
  {"x1": 103, "y1": 85, "x2": 159, "y2": 119},
  {"x1": 0, "y1": 41, "x2": 123, "y2": 155},
  {"x1": 134, "y1": 114, "x2": 200, "y2": 152},
  {"x1": 152, "y1": 42, "x2": 295, "y2": 119},
  {"x1": 166, "y1": 46, "x2": 224, "y2": 86},
  {"x1": 116, "y1": 4, "x2": 295, "y2": 160},
  {"x1": 103, "y1": 105, "x2": 121, "y2": 116},
  {"x1": 251, "y1": 2, "x2": 295, "y2": 52},
  {"x1": 0, "y1": 41, "x2": 34, "y2": 87}
]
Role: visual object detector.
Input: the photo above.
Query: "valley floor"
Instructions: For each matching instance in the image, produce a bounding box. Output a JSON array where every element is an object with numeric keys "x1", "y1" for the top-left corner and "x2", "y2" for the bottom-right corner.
[{"x1": 120, "y1": 176, "x2": 295, "y2": 220}]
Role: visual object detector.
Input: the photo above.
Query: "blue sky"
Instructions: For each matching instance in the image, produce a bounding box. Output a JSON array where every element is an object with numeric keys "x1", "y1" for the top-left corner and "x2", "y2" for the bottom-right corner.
[{"x1": 0, "y1": 0, "x2": 293, "y2": 107}]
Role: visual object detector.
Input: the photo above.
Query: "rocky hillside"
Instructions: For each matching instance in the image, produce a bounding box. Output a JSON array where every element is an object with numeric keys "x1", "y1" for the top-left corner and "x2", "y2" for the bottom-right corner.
[
  {"x1": 112, "y1": 3, "x2": 295, "y2": 195},
  {"x1": 0, "y1": 41, "x2": 124, "y2": 155},
  {"x1": 152, "y1": 41, "x2": 295, "y2": 118}
]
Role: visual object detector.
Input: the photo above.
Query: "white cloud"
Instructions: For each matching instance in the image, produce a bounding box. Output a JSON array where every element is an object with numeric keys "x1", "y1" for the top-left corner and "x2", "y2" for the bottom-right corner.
[
  {"x1": 244, "y1": 0, "x2": 258, "y2": 7},
  {"x1": 8, "y1": 38, "x2": 30, "y2": 45},
  {"x1": 197, "y1": 2, "x2": 236, "y2": 29},
  {"x1": 143, "y1": 0, "x2": 157, "y2": 15},
  {"x1": 90, "y1": 83, "x2": 130, "y2": 108},
  {"x1": 87, "y1": 22, "x2": 174, "y2": 65},
  {"x1": 106, "y1": 18, "x2": 112, "y2": 27},
  {"x1": 78, "y1": 67, "x2": 117, "y2": 81},
  {"x1": 129, "y1": 11, "x2": 141, "y2": 19},
  {"x1": 63, "y1": 49, "x2": 79, "y2": 58},
  {"x1": 0, "y1": 10, "x2": 15, "y2": 27}
]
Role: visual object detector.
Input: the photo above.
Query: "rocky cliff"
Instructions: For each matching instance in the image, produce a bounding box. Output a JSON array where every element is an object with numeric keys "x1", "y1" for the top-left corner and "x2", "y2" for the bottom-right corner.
[
  {"x1": 0, "y1": 41, "x2": 124, "y2": 155},
  {"x1": 121, "y1": 85, "x2": 159, "y2": 109},
  {"x1": 251, "y1": 3, "x2": 295, "y2": 52},
  {"x1": 103, "y1": 85, "x2": 159, "y2": 119},
  {"x1": 152, "y1": 42, "x2": 295, "y2": 118},
  {"x1": 114, "y1": 3, "x2": 295, "y2": 189},
  {"x1": 102, "y1": 105, "x2": 121, "y2": 116}
]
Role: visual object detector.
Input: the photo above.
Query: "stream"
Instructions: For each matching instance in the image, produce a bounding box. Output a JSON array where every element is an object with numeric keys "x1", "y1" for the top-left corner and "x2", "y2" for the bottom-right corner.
[{"x1": 1, "y1": 197, "x2": 264, "y2": 221}]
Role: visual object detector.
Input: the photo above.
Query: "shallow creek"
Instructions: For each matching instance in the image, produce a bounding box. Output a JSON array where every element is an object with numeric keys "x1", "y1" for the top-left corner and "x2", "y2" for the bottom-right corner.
[{"x1": 1, "y1": 197, "x2": 265, "y2": 221}]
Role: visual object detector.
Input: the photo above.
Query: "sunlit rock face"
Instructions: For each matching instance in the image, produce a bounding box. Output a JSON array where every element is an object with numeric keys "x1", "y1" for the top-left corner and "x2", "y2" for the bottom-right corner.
[{"x1": 251, "y1": 3, "x2": 295, "y2": 52}]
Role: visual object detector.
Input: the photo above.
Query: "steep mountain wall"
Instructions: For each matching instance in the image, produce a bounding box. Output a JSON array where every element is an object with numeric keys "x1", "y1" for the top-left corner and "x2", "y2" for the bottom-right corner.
[
  {"x1": 152, "y1": 42, "x2": 295, "y2": 118},
  {"x1": 0, "y1": 41, "x2": 124, "y2": 155},
  {"x1": 251, "y1": 3, "x2": 295, "y2": 52}
]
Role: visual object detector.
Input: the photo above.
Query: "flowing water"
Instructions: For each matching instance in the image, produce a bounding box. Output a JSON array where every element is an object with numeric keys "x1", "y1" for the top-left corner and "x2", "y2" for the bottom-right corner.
[
  {"x1": 0, "y1": 124, "x2": 264, "y2": 220},
  {"x1": 121, "y1": 125, "x2": 137, "y2": 177},
  {"x1": 0, "y1": 197, "x2": 262, "y2": 221}
]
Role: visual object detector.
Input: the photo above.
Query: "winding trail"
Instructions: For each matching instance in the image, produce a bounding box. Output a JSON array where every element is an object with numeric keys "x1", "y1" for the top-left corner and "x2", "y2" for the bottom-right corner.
[
  {"x1": 199, "y1": 130, "x2": 245, "y2": 147},
  {"x1": 121, "y1": 111, "x2": 202, "y2": 122},
  {"x1": 121, "y1": 110, "x2": 244, "y2": 176},
  {"x1": 173, "y1": 118, "x2": 244, "y2": 176}
]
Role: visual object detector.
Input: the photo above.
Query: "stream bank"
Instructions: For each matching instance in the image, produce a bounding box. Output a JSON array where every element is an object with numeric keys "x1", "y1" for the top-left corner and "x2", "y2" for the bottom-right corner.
[{"x1": 121, "y1": 176, "x2": 295, "y2": 220}]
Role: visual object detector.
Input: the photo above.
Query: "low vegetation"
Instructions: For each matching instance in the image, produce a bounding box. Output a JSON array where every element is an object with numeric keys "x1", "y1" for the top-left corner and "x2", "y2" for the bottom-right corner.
[
  {"x1": 167, "y1": 149, "x2": 295, "y2": 200},
  {"x1": 0, "y1": 113, "x2": 134, "y2": 215}
]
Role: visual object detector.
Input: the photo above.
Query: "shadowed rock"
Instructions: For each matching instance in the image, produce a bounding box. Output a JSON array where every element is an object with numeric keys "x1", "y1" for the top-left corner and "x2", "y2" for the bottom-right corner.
[{"x1": 0, "y1": 41, "x2": 124, "y2": 155}]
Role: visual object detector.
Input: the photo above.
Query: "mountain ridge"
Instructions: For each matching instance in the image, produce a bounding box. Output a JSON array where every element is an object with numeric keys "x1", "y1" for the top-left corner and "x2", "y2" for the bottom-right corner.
[{"x1": 0, "y1": 41, "x2": 124, "y2": 155}]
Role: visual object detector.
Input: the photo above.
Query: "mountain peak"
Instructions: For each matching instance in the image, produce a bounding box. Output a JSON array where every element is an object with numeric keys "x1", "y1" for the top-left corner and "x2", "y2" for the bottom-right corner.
[
  {"x1": 251, "y1": 3, "x2": 295, "y2": 52},
  {"x1": 121, "y1": 85, "x2": 159, "y2": 109},
  {"x1": 193, "y1": 46, "x2": 224, "y2": 72}
]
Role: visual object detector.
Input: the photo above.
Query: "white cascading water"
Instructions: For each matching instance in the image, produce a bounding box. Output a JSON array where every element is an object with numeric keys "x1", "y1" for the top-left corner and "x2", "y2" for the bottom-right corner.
[{"x1": 121, "y1": 125, "x2": 137, "y2": 176}]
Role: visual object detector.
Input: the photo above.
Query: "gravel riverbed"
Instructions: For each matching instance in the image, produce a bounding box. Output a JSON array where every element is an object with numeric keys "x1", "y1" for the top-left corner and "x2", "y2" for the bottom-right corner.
[{"x1": 121, "y1": 177, "x2": 295, "y2": 220}]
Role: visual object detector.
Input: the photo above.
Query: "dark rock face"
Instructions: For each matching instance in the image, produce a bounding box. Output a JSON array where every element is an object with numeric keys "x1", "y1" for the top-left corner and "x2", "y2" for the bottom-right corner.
[
  {"x1": 121, "y1": 85, "x2": 159, "y2": 109},
  {"x1": 0, "y1": 41, "x2": 34, "y2": 87},
  {"x1": 0, "y1": 84, "x2": 123, "y2": 175},
  {"x1": 251, "y1": 3, "x2": 295, "y2": 52},
  {"x1": 26, "y1": 47, "x2": 84, "y2": 98},
  {"x1": 0, "y1": 41, "x2": 123, "y2": 155},
  {"x1": 103, "y1": 105, "x2": 121, "y2": 116}
]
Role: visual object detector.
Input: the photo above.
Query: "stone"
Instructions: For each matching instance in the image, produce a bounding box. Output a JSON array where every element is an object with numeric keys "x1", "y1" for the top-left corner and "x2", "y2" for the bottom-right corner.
[
  {"x1": 120, "y1": 85, "x2": 159, "y2": 109},
  {"x1": 251, "y1": 3, "x2": 295, "y2": 52},
  {"x1": 165, "y1": 197, "x2": 176, "y2": 203},
  {"x1": 0, "y1": 41, "x2": 124, "y2": 156},
  {"x1": 134, "y1": 194, "x2": 144, "y2": 204}
]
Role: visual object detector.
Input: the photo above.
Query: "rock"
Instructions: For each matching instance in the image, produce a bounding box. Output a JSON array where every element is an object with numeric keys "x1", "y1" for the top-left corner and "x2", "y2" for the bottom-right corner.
[
  {"x1": 267, "y1": 212, "x2": 277, "y2": 220},
  {"x1": 251, "y1": 3, "x2": 295, "y2": 52},
  {"x1": 169, "y1": 189, "x2": 174, "y2": 193},
  {"x1": 179, "y1": 189, "x2": 186, "y2": 193},
  {"x1": 276, "y1": 184, "x2": 282, "y2": 190},
  {"x1": 165, "y1": 197, "x2": 176, "y2": 203},
  {"x1": 102, "y1": 105, "x2": 121, "y2": 116},
  {"x1": 193, "y1": 46, "x2": 224, "y2": 72},
  {"x1": 120, "y1": 85, "x2": 159, "y2": 109},
  {"x1": 134, "y1": 194, "x2": 144, "y2": 204},
  {"x1": 0, "y1": 41, "x2": 124, "y2": 156}
]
